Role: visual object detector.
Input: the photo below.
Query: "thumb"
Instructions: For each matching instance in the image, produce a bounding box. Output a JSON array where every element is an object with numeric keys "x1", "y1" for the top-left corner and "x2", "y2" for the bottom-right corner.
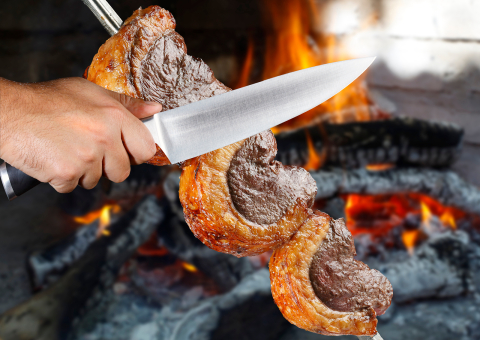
[{"x1": 107, "y1": 91, "x2": 162, "y2": 119}]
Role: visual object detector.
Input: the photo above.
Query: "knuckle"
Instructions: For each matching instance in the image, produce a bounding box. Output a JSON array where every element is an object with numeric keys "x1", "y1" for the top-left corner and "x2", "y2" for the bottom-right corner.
[
  {"x1": 111, "y1": 167, "x2": 130, "y2": 183},
  {"x1": 50, "y1": 181, "x2": 76, "y2": 194},
  {"x1": 53, "y1": 163, "x2": 80, "y2": 183},
  {"x1": 106, "y1": 105, "x2": 126, "y2": 120},
  {"x1": 82, "y1": 179, "x2": 99, "y2": 190},
  {"x1": 78, "y1": 148, "x2": 97, "y2": 164}
]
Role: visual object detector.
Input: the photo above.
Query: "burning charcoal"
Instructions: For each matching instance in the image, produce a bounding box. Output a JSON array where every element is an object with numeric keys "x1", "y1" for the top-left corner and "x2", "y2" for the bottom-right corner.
[
  {"x1": 0, "y1": 196, "x2": 163, "y2": 340},
  {"x1": 28, "y1": 223, "x2": 99, "y2": 291},
  {"x1": 311, "y1": 168, "x2": 480, "y2": 216},
  {"x1": 276, "y1": 117, "x2": 464, "y2": 169},
  {"x1": 73, "y1": 269, "x2": 289, "y2": 340},
  {"x1": 372, "y1": 230, "x2": 471, "y2": 303},
  {"x1": 157, "y1": 203, "x2": 255, "y2": 292}
]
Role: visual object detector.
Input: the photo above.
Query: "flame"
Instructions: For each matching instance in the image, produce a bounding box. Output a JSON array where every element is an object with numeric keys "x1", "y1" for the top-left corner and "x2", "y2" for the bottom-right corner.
[
  {"x1": 303, "y1": 130, "x2": 324, "y2": 171},
  {"x1": 181, "y1": 262, "x2": 198, "y2": 273},
  {"x1": 343, "y1": 193, "x2": 468, "y2": 251},
  {"x1": 440, "y1": 210, "x2": 457, "y2": 229},
  {"x1": 402, "y1": 230, "x2": 419, "y2": 255},
  {"x1": 420, "y1": 201, "x2": 432, "y2": 230},
  {"x1": 235, "y1": 39, "x2": 255, "y2": 89},
  {"x1": 236, "y1": 0, "x2": 372, "y2": 132},
  {"x1": 365, "y1": 163, "x2": 395, "y2": 172},
  {"x1": 74, "y1": 203, "x2": 121, "y2": 237}
]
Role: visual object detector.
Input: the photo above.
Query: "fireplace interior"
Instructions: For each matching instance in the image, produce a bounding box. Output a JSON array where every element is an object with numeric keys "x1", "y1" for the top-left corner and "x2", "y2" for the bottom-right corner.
[{"x1": 1, "y1": 0, "x2": 480, "y2": 340}]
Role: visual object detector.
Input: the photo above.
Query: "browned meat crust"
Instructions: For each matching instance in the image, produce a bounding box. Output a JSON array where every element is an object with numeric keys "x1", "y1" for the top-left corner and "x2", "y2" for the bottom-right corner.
[
  {"x1": 85, "y1": 6, "x2": 392, "y2": 335},
  {"x1": 270, "y1": 211, "x2": 392, "y2": 336},
  {"x1": 86, "y1": 5, "x2": 229, "y2": 165},
  {"x1": 179, "y1": 130, "x2": 316, "y2": 257}
]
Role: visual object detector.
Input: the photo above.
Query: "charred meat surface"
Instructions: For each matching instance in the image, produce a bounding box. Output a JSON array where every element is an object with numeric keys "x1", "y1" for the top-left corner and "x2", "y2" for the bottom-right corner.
[
  {"x1": 270, "y1": 211, "x2": 392, "y2": 336},
  {"x1": 86, "y1": 6, "x2": 229, "y2": 165},
  {"x1": 309, "y1": 218, "x2": 393, "y2": 315},
  {"x1": 228, "y1": 131, "x2": 316, "y2": 225}
]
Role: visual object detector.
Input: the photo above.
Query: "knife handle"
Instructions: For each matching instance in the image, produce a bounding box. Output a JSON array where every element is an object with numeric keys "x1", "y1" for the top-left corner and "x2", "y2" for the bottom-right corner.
[{"x1": 0, "y1": 162, "x2": 40, "y2": 200}]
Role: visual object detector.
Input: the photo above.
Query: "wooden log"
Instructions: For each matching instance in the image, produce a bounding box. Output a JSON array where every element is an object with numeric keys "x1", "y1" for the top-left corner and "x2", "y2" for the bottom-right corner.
[
  {"x1": 0, "y1": 196, "x2": 163, "y2": 340},
  {"x1": 276, "y1": 117, "x2": 464, "y2": 168}
]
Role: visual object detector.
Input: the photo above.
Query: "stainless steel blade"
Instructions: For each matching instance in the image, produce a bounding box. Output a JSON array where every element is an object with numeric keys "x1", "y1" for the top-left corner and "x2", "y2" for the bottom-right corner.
[{"x1": 143, "y1": 57, "x2": 375, "y2": 164}]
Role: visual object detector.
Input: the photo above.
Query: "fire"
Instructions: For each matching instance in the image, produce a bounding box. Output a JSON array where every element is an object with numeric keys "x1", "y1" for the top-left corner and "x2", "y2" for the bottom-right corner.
[
  {"x1": 181, "y1": 262, "x2": 198, "y2": 273},
  {"x1": 303, "y1": 130, "x2": 324, "y2": 171},
  {"x1": 343, "y1": 192, "x2": 467, "y2": 252},
  {"x1": 74, "y1": 203, "x2": 121, "y2": 237},
  {"x1": 402, "y1": 230, "x2": 419, "y2": 255},
  {"x1": 235, "y1": 0, "x2": 372, "y2": 131},
  {"x1": 365, "y1": 163, "x2": 395, "y2": 172}
]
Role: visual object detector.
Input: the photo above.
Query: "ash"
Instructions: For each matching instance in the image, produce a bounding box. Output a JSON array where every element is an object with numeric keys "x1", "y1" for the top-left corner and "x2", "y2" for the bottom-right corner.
[
  {"x1": 73, "y1": 269, "x2": 290, "y2": 340},
  {"x1": 71, "y1": 228, "x2": 480, "y2": 340}
]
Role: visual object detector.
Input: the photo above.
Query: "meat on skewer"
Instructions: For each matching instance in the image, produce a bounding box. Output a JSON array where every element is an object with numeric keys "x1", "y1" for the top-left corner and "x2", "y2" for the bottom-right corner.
[
  {"x1": 270, "y1": 211, "x2": 393, "y2": 336},
  {"x1": 85, "y1": 5, "x2": 392, "y2": 336}
]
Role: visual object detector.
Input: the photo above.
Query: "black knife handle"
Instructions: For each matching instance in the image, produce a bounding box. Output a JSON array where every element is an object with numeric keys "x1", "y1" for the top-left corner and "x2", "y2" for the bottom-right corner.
[{"x1": 0, "y1": 162, "x2": 40, "y2": 200}]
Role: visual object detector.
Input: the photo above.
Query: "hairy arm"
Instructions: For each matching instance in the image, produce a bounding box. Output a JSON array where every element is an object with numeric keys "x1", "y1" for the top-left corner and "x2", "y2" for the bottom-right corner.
[{"x1": 0, "y1": 77, "x2": 161, "y2": 193}]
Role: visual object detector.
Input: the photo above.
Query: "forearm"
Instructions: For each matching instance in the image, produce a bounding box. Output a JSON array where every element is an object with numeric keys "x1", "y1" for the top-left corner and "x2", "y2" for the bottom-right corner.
[{"x1": 0, "y1": 78, "x2": 34, "y2": 158}]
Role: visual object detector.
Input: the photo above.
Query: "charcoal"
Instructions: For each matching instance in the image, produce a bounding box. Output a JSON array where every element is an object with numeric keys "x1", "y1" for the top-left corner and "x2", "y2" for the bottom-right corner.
[
  {"x1": 367, "y1": 231, "x2": 471, "y2": 303},
  {"x1": 276, "y1": 117, "x2": 464, "y2": 168},
  {"x1": 311, "y1": 167, "x2": 480, "y2": 215},
  {"x1": 160, "y1": 171, "x2": 255, "y2": 292},
  {"x1": 28, "y1": 223, "x2": 99, "y2": 291},
  {"x1": 73, "y1": 269, "x2": 290, "y2": 340},
  {"x1": 0, "y1": 196, "x2": 163, "y2": 340}
]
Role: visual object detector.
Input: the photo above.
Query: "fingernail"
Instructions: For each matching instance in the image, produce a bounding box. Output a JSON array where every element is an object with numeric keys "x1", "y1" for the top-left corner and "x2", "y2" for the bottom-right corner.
[{"x1": 145, "y1": 101, "x2": 162, "y2": 106}]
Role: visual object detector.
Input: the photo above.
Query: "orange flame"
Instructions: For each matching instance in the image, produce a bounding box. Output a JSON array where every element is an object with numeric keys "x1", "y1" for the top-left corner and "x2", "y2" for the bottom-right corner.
[
  {"x1": 365, "y1": 163, "x2": 395, "y2": 172},
  {"x1": 343, "y1": 193, "x2": 467, "y2": 251},
  {"x1": 236, "y1": 0, "x2": 372, "y2": 132},
  {"x1": 74, "y1": 203, "x2": 121, "y2": 237},
  {"x1": 402, "y1": 230, "x2": 419, "y2": 255},
  {"x1": 181, "y1": 262, "x2": 198, "y2": 273},
  {"x1": 303, "y1": 130, "x2": 324, "y2": 171},
  {"x1": 420, "y1": 201, "x2": 432, "y2": 230},
  {"x1": 440, "y1": 210, "x2": 457, "y2": 229}
]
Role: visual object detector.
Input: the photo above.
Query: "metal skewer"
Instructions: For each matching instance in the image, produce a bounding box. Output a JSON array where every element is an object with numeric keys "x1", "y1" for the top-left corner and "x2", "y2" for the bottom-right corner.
[
  {"x1": 81, "y1": 0, "x2": 122, "y2": 35},
  {"x1": 358, "y1": 333, "x2": 384, "y2": 340},
  {"x1": 81, "y1": 2, "x2": 387, "y2": 340}
]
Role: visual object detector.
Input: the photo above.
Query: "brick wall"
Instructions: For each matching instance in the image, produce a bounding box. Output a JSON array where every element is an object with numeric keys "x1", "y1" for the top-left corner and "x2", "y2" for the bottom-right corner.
[{"x1": 319, "y1": 0, "x2": 480, "y2": 184}]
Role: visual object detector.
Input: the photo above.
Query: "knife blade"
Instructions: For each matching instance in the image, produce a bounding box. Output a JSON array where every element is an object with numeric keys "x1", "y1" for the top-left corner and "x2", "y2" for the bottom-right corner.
[
  {"x1": 143, "y1": 57, "x2": 375, "y2": 164},
  {"x1": 0, "y1": 0, "x2": 375, "y2": 200}
]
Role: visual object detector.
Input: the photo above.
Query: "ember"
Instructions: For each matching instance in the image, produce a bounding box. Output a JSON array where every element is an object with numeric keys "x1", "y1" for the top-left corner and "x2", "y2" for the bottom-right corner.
[{"x1": 342, "y1": 192, "x2": 473, "y2": 253}]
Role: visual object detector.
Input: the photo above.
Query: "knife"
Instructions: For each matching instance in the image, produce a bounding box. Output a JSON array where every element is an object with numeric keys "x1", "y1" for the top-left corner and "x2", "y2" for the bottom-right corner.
[{"x1": 0, "y1": 0, "x2": 374, "y2": 201}]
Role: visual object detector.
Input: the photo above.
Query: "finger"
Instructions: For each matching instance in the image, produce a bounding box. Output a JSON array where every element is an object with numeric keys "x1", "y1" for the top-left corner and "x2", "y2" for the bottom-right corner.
[
  {"x1": 78, "y1": 161, "x2": 103, "y2": 190},
  {"x1": 48, "y1": 169, "x2": 81, "y2": 194},
  {"x1": 121, "y1": 114, "x2": 156, "y2": 165},
  {"x1": 103, "y1": 141, "x2": 131, "y2": 183},
  {"x1": 105, "y1": 90, "x2": 162, "y2": 119}
]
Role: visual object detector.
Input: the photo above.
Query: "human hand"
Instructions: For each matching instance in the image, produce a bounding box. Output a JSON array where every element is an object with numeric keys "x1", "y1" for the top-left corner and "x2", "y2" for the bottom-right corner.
[{"x1": 0, "y1": 77, "x2": 161, "y2": 193}]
